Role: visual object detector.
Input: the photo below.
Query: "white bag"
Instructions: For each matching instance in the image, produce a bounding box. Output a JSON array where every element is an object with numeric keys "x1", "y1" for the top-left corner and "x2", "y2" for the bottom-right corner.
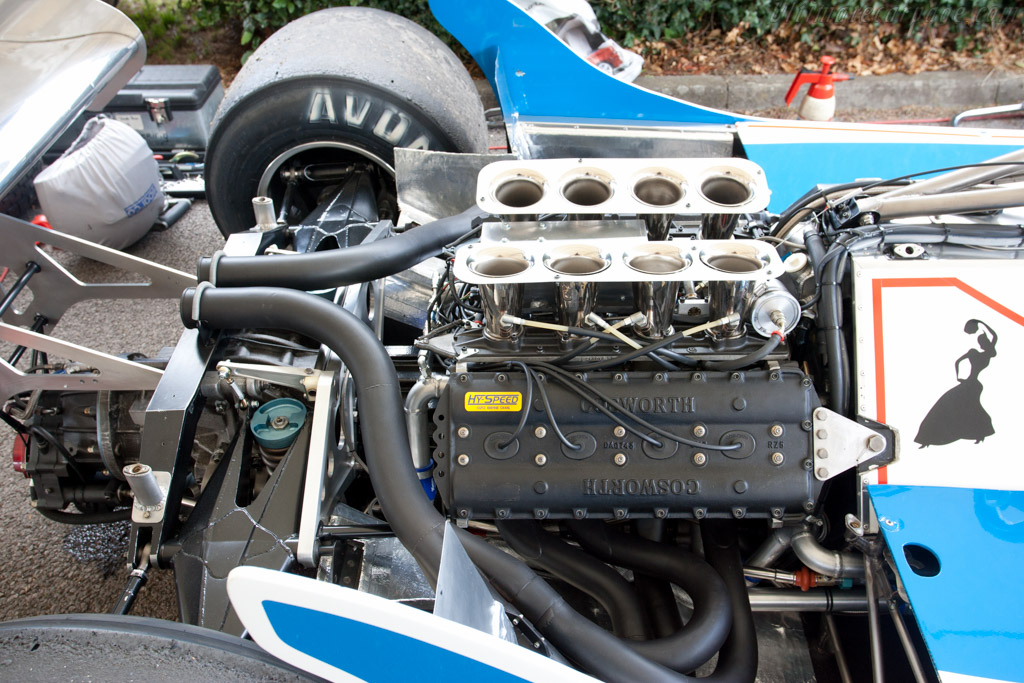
[{"x1": 34, "y1": 117, "x2": 164, "y2": 249}]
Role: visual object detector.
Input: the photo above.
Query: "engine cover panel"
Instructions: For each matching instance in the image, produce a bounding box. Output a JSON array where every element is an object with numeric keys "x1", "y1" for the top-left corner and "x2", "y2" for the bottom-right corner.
[{"x1": 435, "y1": 369, "x2": 822, "y2": 521}]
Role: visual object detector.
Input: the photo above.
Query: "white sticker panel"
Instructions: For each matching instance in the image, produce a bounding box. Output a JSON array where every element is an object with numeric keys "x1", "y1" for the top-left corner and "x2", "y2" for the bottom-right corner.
[
  {"x1": 853, "y1": 256, "x2": 1024, "y2": 490},
  {"x1": 112, "y1": 113, "x2": 145, "y2": 131}
]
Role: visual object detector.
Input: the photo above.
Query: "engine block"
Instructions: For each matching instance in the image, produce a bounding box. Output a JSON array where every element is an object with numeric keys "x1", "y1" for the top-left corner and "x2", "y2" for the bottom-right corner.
[{"x1": 435, "y1": 368, "x2": 822, "y2": 521}]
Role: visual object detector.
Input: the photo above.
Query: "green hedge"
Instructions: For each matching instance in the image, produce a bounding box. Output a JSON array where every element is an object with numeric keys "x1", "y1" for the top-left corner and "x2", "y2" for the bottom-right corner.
[
  {"x1": 593, "y1": 0, "x2": 1019, "y2": 44},
  {"x1": 195, "y1": 0, "x2": 1021, "y2": 52}
]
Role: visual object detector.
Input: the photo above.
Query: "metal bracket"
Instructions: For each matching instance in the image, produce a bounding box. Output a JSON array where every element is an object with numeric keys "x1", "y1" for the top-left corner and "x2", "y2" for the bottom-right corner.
[
  {"x1": 297, "y1": 370, "x2": 338, "y2": 567},
  {"x1": 0, "y1": 214, "x2": 196, "y2": 328},
  {"x1": 812, "y1": 407, "x2": 889, "y2": 481},
  {"x1": 0, "y1": 322, "x2": 163, "y2": 397},
  {"x1": 131, "y1": 470, "x2": 171, "y2": 524},
  {"x1": 216, "y1": 361, "x2": 321, "y2": 399}
]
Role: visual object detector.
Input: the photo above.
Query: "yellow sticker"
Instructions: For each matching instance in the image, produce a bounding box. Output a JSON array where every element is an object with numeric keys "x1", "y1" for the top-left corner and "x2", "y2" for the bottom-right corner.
[{"x1": 465, "y1": 392, "x2": 523, "y2": 412}]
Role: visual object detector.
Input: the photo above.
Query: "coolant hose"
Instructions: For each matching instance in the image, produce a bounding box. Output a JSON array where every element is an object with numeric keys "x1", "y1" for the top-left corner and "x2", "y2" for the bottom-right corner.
[
  {"x1": 567, "y1": 520, "x2": 734, "y2": 673},
  {"x1": 196, "y1": 206, "x2": 486, "y2": 289},
  {"x1": 497, "y1": 521, "x2": 650, "y2": 641},
  {"x1": 180, "y1": 286, "x2": 733, "y2": 683}
]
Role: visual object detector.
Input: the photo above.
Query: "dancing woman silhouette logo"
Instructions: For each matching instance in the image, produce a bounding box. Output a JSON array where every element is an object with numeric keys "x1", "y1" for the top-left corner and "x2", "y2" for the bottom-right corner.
[{"x1": 915, "y1": 319, "x2": 997, "y2": 448}]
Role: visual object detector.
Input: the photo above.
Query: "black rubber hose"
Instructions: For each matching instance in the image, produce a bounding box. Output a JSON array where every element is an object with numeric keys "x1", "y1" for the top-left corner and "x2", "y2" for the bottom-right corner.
[
  {"x1": 699, "y1": 520, "x2": 758, "y2": 682},
  {"x1": 567, "y1": 520, "x2": 733, "y2": 673},
  {"x1": 180, "y1": 286, "x2": 718, "y2": 683},
  {"x1": 35, "y1": 507, "x2": 130, "y2": 525},
  {"x1": 804, "y1": 232, "x2": 847, "y2": 413},
  {"x1": 701, "y1": 335, "x2": 781, "y2": 373},
  {"x1": 197, "y1": 206, "x2": 486, "y2": 289},
  {"x1": 497, "y1": 521, "x2": 650, "y2": 641}
]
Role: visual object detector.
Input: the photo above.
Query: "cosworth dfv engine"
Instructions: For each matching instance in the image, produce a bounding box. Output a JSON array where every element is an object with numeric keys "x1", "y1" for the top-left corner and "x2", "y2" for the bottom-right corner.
[{"x1": 429, "y1": 158, "x2": 828, "y2": 522}]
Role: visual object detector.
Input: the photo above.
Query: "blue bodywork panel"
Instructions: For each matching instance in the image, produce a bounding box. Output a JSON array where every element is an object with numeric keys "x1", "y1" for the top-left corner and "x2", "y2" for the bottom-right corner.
[
  {"x1": 429, "y1": 0, "x2": 1024, "y2": 211},
  {"x1": 263, "y1": 600, "x2": 530, "y2": 683},
  {"x1": 738, "y1": 136, "x2": 1024, "y2": 212},
  {"x1": 869, "y1": 485, "x2": 1024, "y2": 682},
  {"x1": 429, "y1": 0, "x2": 746, "y2": 126}
]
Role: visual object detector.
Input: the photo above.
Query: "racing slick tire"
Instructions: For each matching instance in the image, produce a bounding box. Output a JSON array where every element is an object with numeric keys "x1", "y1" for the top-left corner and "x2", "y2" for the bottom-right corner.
[
  {"x1": 205, "y1": 6, "x2": 487, "y2": 236},
  {"x1": 0, "y1": 614, "x2": 319, "y2": 681}
]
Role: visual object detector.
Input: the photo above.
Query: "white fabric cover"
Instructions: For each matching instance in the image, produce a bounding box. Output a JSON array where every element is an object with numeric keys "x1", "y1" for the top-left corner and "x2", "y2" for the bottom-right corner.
[{"x1": 34, "y1": 116, "x2": 163, "y2": 249}]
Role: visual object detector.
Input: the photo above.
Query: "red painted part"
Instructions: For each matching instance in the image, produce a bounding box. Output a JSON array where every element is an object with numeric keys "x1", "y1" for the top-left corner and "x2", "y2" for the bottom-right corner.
[
  {"x1": 31, "y1": 215, "x2": 52, "y2": 230},
  {"x1": 12, "y1": 433, "x2": 29, "y2": 477},
  {"x1": 793, "y1": 567, "x2": 817, "y2": 591}
]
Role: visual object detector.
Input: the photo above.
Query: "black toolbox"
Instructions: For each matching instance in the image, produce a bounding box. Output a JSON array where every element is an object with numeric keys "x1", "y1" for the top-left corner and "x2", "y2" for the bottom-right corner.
[{"x1": 49, "y1": 65, "x2": 224, "y2": 156}]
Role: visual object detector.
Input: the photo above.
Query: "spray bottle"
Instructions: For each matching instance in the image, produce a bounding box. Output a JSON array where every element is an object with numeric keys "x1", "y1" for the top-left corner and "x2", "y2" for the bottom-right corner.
[{"x1": 784, "y1": 56, "x2": 852, "y2": 121}]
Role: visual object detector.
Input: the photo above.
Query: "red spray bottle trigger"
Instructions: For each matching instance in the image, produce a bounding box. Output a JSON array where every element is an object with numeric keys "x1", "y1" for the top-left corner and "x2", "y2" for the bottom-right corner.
[{"x1": 784, "y1": 56, "x2": 852, "y2": 121}]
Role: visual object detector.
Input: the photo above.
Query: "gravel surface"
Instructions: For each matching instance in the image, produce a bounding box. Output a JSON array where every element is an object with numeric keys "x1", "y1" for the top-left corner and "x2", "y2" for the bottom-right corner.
[{"x1": 0, "y1": 102, "x2": 1017, "y2": 627}]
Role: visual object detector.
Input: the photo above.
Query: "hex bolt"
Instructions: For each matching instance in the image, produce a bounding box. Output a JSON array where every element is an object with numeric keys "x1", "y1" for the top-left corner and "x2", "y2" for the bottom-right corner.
[
  {"x1": 271, "y1": 415, "x2": 290, "y2": 430},
  {"x1": 802, "y1": 458, "x2": 813, "y2": 471},
  {"x1": 817, "y1": 448, "x2": 829, "y2": 459},
  {"x1": 692, "y1": 452, "x2": 707, "y2": 466},
  {"x1": 534, "y1": 453, "x2": 548, "y2": 466},
  {"x1": 868, "y1": 434, "x2": 886, "y2": 453},
  {"x1": 692, "y1": 424, "x2": 707, "y2": 438},
  {"x1": 457, "y1": 427, "x2": 470, "y2": 439},
  {"x1": 772, "y1": 508, "x2": 784, "y2": 518},
  {"x1": 770, "y1": 424, "x2": 784, "y2": 438},
  {"x1": 817, "y1": 467, "x2": 829, "y2": 479},
  {"x1": 613, "y1": 453, "x2": 627, "y2": 466},
  {"x1": 771, "y1": 452, "x2": 785, "y2": 466},
  {"x1": 815, "y1": 408, "x2": 828, "y2": 421},
  {"x1": 613, "y1": 426, "x2": 627, "y2": 438},
  {"x1": 456, "y1": 454, "x2": 470, "y2": 466},
  {"x1": 534, "y1": 426, "x2": 547, "y2": 439},
  {"x1": 816, "y1": 429, "x2": 828, "y2": 439}
]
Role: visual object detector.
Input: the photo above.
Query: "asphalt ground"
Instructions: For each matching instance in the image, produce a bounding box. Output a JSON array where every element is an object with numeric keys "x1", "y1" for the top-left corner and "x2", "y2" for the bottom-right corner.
[{"x1": 0, "y1": 93, "x2": 1019, "y2": 626}]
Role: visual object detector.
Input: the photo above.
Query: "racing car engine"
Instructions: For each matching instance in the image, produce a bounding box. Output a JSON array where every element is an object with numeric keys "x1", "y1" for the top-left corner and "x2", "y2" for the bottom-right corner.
[{"x1": 418, "y1": 158, "x2": 826, "y2": 521}]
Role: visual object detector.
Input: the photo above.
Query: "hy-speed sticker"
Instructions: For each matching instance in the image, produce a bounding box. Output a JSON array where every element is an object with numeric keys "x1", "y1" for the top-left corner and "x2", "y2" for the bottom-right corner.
[{"x1": 465, "y1": 392, "x2": 523, "y2": 412}]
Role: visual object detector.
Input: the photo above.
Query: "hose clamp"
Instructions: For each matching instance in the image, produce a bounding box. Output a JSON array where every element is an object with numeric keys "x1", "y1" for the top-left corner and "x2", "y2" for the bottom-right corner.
[
  {"x1": 192, "y1": 281, "x2": 214, "y2": 324},
  {"x1": 207, "y1": 249, "x2": 226, "y2": 286}
]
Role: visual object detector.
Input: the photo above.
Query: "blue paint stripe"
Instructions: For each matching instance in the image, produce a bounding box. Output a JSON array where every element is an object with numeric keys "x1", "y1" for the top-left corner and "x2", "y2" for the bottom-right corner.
[
  {"x1": 263, "y1": 600, "x2": 531, "y2": 683},
  {"x1": 869, "y1": 485, "x2": 1024, "y2": 683}
]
